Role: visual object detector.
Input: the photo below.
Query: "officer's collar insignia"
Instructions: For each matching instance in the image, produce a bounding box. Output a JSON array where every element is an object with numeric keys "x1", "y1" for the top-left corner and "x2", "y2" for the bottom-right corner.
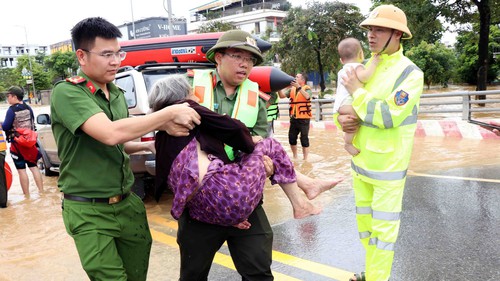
[
  {"x1": 394, "y1": 90, "x2": 409, "y2": 106},
  {"x1": 246, "y1": 36, "x2": 257, "y2": 48},
  {"x1": 86, "y1": 81, "x2": 96, "y2": 94},
  {"x1": 66, "y1": 76, "x2": 86, "y2": 84}
]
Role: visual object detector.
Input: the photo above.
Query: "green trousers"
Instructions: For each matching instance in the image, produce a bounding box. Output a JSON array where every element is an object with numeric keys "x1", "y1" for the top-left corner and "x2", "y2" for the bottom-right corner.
[{"x1": 62, "y1": 193, "x2": 152, "y2": 281}]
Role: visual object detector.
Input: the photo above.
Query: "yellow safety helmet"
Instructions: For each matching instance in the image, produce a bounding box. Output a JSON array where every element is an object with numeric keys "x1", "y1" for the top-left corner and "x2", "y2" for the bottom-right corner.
[{"x1": 359, "y1": 5, "x2": 412, "y2": 40}]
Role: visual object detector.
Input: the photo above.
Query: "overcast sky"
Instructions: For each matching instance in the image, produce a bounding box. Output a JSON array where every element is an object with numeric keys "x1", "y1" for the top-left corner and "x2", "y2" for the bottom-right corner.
[{"x1": 0, "y1": 0, "x2": 381, "y2": 46}]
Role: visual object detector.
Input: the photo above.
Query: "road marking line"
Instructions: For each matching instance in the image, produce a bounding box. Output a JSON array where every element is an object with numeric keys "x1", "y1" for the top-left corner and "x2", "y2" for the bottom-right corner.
[
  {"x1": 149, "y1": 214, "x2": 353, "y2": 280},
  {"x1": 408, "y1": 171, "x2": 500, "y2": 183},
  {"x1": 273, "y1": 251, "x2": 353, "y2": 280},
  {"x1": 150, "y1": 229, "x2": 301, "y2": 281}
]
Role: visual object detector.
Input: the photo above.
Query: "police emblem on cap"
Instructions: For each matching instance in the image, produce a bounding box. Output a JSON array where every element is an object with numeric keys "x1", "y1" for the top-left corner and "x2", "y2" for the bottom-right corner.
[
  {"x1": 246, "y1": 36, "x2": 257, "y2": 48},
  {"x1": 369, "y1": 10, "x2": 379, "y2": 19},
  {"x1": 394, "y1": 90, "x2": 409, "y2": 106}
]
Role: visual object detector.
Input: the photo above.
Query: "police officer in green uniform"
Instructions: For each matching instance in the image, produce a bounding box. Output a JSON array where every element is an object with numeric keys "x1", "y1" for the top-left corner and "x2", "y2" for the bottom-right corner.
[
  {"x1": 51, "y1": 17, "x2": 200, "y2": 281},
  {"x1": 181, "y1": 30, "x2": 274, "y2": 281}
]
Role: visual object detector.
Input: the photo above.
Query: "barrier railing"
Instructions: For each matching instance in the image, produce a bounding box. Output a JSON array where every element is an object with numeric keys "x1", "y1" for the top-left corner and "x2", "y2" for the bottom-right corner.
[{"x1": 277, "y1": 89, "x2": 500, "y2": 121}]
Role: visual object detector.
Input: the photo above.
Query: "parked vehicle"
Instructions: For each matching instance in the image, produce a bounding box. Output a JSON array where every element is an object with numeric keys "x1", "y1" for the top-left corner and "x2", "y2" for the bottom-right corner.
[{"x1": 36, "y1": 62, "x2": 214, "y2": 198}]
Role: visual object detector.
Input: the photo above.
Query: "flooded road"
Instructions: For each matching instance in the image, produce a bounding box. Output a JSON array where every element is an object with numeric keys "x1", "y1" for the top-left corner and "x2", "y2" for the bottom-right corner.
[{"x1": 1, "y1": 126, "x2": 499, "y2": 281}]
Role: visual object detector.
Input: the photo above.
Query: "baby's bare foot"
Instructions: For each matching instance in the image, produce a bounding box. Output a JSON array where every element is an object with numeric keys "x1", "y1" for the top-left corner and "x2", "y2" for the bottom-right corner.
[{"x1": 345, "y1": 144, "x2": 360, "y2": 156}]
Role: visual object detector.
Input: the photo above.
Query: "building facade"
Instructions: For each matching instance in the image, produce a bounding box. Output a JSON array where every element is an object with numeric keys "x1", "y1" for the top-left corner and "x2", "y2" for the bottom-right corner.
[
  {"x1": 117, "y1": 17, "x2": 188, "y2": 40},
  {"x1": 0, "y1": 43, "x2": 50, "y2": 68},
  {"x1": 189, "y1": 0, "x2": 288, "y2": 42}
]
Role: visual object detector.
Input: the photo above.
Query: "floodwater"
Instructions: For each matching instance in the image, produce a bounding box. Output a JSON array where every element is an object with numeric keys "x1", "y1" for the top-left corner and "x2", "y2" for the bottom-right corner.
[{"x1": 1, "y1": 125, "x2": 499, "y2": 281}]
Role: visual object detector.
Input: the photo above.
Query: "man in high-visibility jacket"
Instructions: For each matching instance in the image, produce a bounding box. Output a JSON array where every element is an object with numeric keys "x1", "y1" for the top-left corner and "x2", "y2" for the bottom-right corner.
[
  {"x1": 278, "y1": 73, "x2": 313, "y2": 160},
  {"x1": 181, "y1": 29, "x2": 275, "y2": 281},
  {"x1": 336, "y1": 5, "x2": 424, "y2": 281}
]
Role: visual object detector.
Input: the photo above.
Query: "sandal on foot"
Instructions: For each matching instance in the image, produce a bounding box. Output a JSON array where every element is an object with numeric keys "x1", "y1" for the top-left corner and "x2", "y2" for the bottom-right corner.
[{"x1": 349, "y1": 272, "x2": 365, "y2": 281}]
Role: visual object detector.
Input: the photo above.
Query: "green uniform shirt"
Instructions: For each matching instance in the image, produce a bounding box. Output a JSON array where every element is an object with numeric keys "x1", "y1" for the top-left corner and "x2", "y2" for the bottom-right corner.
[
  {"x1": 186, "y1": 71, "x2": 269, "y2": 138},
  {"x1": 51, "y1": 72, "x2": 134, "y2": 198}
]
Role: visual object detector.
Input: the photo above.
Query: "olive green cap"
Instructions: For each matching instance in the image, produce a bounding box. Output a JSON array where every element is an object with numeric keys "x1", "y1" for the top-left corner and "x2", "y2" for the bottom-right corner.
[{"x1": 206, "y1": 29, "x2": 264, "y2": 65}]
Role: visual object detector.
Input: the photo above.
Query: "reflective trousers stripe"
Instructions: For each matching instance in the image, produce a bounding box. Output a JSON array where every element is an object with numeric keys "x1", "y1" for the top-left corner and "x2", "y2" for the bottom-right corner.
[
  {"x1": 356, "y1": 207, "x2": 401, "y2": 221},
  {"x1": 351, "y1": 161, "x2": 407, "y2": 181},
  {"x1": 369, "y1": 237, "x2": 395, "y2": 251}
]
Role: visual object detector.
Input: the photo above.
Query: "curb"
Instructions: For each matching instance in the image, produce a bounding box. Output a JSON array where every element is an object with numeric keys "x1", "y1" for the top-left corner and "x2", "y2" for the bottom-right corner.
[{"x1": 274, "y1": 119, "x2": 500, "y2": 139}]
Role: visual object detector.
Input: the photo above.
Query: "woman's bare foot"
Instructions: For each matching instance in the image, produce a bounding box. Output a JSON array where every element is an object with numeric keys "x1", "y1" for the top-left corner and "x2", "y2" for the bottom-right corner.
[
  {"x1": 345, "y1": 143, "x2": 360, "y2": 156},
  {"x1": 293, "y1": 201, "x2": 322, "y2": 219},
  {"x1": 298, "y1": 174, "x2": 344, "y2": 200},
  {"x1": 232, "y1": 220, "x2": 251, "y2": 230}
]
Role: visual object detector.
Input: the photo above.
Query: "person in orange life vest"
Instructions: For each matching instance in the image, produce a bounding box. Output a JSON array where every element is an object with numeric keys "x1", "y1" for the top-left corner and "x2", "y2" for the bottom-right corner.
[
  {"x1": 2, "y1": 86, "x2": 43, "y2": 196},
  {"x1": 278, "y1": 72, "x2": 313, "y2": 160},
  {"x1": 0, "y1": 120, "x2": 8, "y2": 208}
]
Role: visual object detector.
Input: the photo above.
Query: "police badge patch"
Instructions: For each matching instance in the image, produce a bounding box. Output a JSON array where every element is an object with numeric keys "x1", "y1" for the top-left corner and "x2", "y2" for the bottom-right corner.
[{"x1": 394, "y1": 90, "x2": 409, "y2": 106}]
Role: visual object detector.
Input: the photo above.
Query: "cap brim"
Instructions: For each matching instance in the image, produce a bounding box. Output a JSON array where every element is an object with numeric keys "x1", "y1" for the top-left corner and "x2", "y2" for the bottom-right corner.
[
  {"x1": 206, "y1": 42, "x2": 264, "y2": 65},
  {"x1": 360, "y1": 19, "x2": 412, "y2": 39}
]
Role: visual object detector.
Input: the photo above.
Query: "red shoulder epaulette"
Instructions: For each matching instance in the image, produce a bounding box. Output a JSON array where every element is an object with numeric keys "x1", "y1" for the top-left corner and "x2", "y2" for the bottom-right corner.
[
  {"x1": 186, "y1": 69, "x2": 195, "y2": 77},
  {"x1": 258, "y1": 91, "x2": 271, "y2": 101},
  {"x1": 66, "y1": 76, "x2": 86, "y2": 84}
]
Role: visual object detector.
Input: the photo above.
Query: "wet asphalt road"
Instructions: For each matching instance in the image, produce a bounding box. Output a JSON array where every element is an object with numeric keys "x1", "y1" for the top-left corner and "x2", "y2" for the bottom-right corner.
[{"x1": 205, "y1": 165, "x2": 500, "y2": 281}]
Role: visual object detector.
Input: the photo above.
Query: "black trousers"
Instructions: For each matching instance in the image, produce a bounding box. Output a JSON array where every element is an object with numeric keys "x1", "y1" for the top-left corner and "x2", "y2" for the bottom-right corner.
[
  {"x1": 288, "y1": 118, "x2": 311, "y2": 147},
  {"x1": 177, "y1": 203, "x2": 274, "y2": 281},
  {"x1": 0, "y1": 152, "x2": 7, "y2": 208}
]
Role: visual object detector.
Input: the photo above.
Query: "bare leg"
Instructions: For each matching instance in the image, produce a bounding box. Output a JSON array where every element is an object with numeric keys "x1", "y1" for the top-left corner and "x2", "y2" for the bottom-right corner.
[
  {"x1": 295, "y1": 170, "x2": 343, "y2": 200},
  {"x1": 17, "y1": 169, "x2": 30, "y2": 196},
  {"x1": 338, "y1": 105, "x2": 360, "y2": 156},
  {"x1": 290, "y1": 144, "x2": 298, "y2": 159},
  {"x1": 280, "y1": 182, "x2": 322, "y2": 219},
  {"x1": 302, "y1": 146, "x2": 309, "y2": 161},
  {"x1": 344, "y1": 132, "x2": 360, "y2": 156},
  {"x1": 29, "y1": 166, "x2": 44, "y2": 192}
]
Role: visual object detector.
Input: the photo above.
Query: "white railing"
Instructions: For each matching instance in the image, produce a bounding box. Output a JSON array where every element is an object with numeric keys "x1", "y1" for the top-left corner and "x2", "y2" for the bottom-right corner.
[{"x1": 277, "y1": 89, "x2": 500, "y2": 121}]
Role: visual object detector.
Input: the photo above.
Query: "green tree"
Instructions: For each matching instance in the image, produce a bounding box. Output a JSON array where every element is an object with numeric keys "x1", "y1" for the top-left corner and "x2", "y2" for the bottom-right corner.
[
  {"x1": 406, "y1": 41, "x2": 457, "y2": 89},
  {"x1": 436, "y1": 0, "x2": 500, "y2": 93},
  {"x1": 45, "y1": 51, "x2": 79, "y2": 82},
  {"x1": 16, "y1": 55, "x2": 53, "y2": 92},
  {"x1": 198, "y1": 20, "x2": 236, "y2": 33},
  {"x1": 372, "y1": 0, "x2": 444, "y2": 48},
  {"x1": 454, "y1": 24, "x2": 500, "y2": 84},
  {"x1": 273, "y1": 1, "x2": 364, "y2": 92}
]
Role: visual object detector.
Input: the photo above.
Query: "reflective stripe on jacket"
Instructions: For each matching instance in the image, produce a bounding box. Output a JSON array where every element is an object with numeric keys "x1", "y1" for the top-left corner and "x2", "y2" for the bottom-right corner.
[
  {"x1": 351, "y1": 46, "x2": 424, "y2": 182},
  {"x1": 289, "y1": 86, "x2": 312, "y2": 119}
]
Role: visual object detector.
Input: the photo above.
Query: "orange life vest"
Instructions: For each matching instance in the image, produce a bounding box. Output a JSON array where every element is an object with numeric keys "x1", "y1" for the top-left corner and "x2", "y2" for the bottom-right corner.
[{"x1": 289, "y1": 85, "x2": 312, "y2": 119}]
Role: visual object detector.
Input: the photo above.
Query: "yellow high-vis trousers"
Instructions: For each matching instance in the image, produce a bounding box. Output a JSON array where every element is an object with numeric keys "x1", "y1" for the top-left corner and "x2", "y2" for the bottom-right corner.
[{"x1": 352, "y1": 174, "x2": 406, "y2": 281}]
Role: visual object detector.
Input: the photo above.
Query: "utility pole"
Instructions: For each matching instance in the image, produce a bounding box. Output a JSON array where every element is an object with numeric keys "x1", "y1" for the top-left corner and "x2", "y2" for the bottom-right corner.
[
  {"x1": 130, "y1": 0, "x2": 136, "y2": 39},
  {"x1": 164, "y1": 0, "x2": 174, "y2": 36},
  {"x1": 21, "y1": 26, "x2": 36, "y2": 98}
]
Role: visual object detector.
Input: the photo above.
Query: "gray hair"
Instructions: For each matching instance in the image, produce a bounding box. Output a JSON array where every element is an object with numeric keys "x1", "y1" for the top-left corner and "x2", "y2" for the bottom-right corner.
[{"x1": 148, "y1": 74, "x2": 192, "y2": 112}]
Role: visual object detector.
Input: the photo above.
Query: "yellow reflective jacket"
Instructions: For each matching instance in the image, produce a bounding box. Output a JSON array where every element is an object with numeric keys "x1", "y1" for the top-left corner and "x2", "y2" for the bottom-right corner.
[
  {"x1": 191, "y1": 69, "x2": 260, "y2": 160},
  {"x1": 351, "y1": 46, "x2": 423, "y2": 183}
]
